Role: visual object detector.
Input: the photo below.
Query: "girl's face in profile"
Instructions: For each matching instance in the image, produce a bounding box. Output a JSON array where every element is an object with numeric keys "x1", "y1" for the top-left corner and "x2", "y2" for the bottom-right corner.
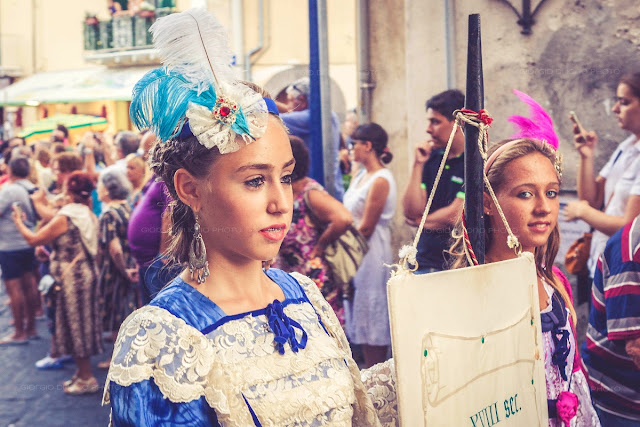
[
  {"x1": 487, "y1": 152, "x2": 560, "y2": 254},
  {"x1": 198, "y1": 116, "x2": 295, "y2": 264},
  {"x1": 96, "y1": 180, "x2": 108, "y2": 202},
  {"x1": 612, "y1": 83, "x2": 640, "y2": 134}
]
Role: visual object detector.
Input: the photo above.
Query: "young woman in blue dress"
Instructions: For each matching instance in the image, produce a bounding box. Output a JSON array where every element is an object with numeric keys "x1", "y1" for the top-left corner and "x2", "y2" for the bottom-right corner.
[{"x1": 103, "y1": 8, "x2": 397, "y2": 426}]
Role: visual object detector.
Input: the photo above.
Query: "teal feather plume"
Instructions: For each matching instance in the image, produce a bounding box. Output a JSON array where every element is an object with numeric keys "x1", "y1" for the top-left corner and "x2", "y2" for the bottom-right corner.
[{"x1": 130, "y1": 68, "x2": 216, "y2": 141}]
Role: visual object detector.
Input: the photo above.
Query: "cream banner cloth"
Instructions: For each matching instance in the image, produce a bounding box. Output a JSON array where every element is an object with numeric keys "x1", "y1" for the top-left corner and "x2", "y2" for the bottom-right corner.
[{"x1": 388, "y1": 253, "x2": 548, "y2": 426}]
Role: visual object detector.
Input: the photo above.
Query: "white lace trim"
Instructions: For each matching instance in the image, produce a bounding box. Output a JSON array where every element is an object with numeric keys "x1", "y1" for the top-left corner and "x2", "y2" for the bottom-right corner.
[
  {"x1": 292, "y1": 273, "x2": 389, "y2": 427},
  {"x1": 569, "y1": 369, "x2": 601, "y2": 427},
  {"x1": 361, "y1": 358, "x2": 398, "y2": 427},
  {"x1": 186, "y1": 81, "x2": 268, "y2": 153}
]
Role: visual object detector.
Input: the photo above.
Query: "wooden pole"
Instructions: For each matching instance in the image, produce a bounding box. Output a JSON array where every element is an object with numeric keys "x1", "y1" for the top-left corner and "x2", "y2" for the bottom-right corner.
[{"x1": 464, "y1": 14, "x2": 485, "y2": 264}]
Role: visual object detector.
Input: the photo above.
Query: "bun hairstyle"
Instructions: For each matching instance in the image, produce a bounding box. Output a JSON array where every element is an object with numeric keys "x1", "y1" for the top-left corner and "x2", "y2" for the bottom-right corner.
[
  {"x1": 149, "y1": 82, "x2": 282, "y2": 265},
  {"x1": 66, "y1": 171, "x2": 95, "y2": 206},
  {"x1": 619, "y1": 72, "x2": 640, "y2": 99},
  {"x1": 351, "y1": 122, "x2": 393, "y2": 164}
]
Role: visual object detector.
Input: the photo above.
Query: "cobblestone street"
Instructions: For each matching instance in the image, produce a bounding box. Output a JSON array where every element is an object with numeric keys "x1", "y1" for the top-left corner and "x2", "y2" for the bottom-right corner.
[{"x1": 0, "y1": 288, "x2": 112, "y2": 427}]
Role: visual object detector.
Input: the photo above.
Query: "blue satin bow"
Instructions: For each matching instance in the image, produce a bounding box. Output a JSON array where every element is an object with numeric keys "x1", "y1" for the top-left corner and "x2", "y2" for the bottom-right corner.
[
  {"x1": 542, "y1": 293, "x2": 571, "y2": 381},
  {"x1": 265, "y1": 300, "x2": 308, "y2": 355},
  {"x1": 552, "y1": 328, "x2": 571, "y2": 381}
]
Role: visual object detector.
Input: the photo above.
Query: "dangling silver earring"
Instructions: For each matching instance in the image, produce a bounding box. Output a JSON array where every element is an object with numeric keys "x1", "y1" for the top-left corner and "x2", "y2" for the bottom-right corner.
[{"x1": 189, "y1": 212, "x2": 210, "y2": 284}]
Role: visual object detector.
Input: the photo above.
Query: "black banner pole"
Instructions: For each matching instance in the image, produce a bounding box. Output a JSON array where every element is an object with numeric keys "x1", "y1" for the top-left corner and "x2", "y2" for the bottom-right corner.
[{"x1": 464, "y1": 14, "x2": 485, "y2": 264}]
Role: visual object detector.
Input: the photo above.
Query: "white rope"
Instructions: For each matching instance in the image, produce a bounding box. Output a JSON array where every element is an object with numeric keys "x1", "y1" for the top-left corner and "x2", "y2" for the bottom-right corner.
[
  {"x1": 402, "y1": 120, "x2": 459, "y2": 265},
  {"x1": 400, "y1": 109, "x2": 521, "y2": 270}
]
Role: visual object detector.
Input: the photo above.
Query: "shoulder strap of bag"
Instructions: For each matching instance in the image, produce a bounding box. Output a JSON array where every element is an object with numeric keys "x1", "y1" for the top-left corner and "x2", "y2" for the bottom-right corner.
[{"x1": 303, "y1": 189, "x2": 326, "y2": 230}]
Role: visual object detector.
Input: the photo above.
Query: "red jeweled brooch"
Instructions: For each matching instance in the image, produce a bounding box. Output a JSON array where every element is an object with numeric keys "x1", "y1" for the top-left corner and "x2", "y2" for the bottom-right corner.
[{"x1": 212, "y1": 97, "x2": 238, "y2": 125}]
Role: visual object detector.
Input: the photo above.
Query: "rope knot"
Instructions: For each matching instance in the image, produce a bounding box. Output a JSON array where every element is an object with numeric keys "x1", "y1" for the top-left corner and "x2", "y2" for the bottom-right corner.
[
  {"x1": 507, "y1": 234, "x2": 520, "y2": 250},
  {"x1": 457, "y1": 108, "x2": 494, "y2": 127},
  {"x1": 477, "y1": 109, "x2": 493, "y2": 126},
  {"x1": 398, "y1": 245, "x2": 418, "y2": 267}
]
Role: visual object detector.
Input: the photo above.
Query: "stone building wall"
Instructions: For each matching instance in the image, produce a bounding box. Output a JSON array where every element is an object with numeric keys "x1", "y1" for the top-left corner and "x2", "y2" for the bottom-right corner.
[
  {"x1": 367, "y1": 0, "x2": 640, "y2": 253},
  {"x1": 453, "y1": 0, "x2": 640, "y2": 188}
]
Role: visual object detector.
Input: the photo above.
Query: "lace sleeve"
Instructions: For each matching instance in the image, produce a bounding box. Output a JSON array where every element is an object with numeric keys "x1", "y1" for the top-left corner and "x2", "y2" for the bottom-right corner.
[
  {"x1": 571, "y1": 369, "x2": 601, "y2": 427},
  {"x1": 102, "y1": 305, "x2": 231, "y2": 416},
  {"x1": 361, "y1": 358, "x2": 398, "y2": 427},
  {"x1": 291, "y1": 272, "x2": 384, "y2": 426}
]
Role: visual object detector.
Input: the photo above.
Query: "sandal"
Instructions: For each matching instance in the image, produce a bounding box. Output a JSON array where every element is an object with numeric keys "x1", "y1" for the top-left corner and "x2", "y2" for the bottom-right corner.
[
  {"x1": 0, "y1": 335, "x2": 29, "y2": 346},
  {"x1": 63, "y1": 376, "x2": 99, "y2": 395},
  {"x1": 63, "y1": 374, "x2": 79, "y2": 387}
]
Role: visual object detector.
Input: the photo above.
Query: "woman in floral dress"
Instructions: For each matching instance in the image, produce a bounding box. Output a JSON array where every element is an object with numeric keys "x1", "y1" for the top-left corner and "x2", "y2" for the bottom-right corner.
[
  {"x1": 274, "y1": 136, "x2": 354, "y2": 326},
  {"x1": 96, "y1": 169, "x2": 137, "y2": 369}
]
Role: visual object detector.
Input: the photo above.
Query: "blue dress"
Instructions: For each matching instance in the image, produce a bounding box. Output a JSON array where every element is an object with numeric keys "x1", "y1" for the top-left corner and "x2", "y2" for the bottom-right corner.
[{"x1": 104, "y1": 269, "x2": 397, "y2": 426}]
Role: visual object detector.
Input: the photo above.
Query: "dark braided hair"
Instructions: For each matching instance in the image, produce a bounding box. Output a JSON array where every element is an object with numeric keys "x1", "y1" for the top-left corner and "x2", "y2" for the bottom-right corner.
[{"x1": 149, "y1": 136, "x2": 220, "y2": 265}]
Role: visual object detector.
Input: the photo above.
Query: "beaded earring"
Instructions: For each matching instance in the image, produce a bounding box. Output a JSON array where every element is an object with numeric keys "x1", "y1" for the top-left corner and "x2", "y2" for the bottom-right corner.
[{"x1": 189, "y1": 212, "x2": 210, "y2": 284}]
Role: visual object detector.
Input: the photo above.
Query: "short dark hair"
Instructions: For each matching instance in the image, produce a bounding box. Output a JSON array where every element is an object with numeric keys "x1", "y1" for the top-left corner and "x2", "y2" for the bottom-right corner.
[
  {"x1": 116, "y1": 131, "x2": 141, "y2": 157},
  {"x1": 425, "y1": 89, "x2": 465, "y2": 121},
  {"x1": 56, "y1": 124, "x2": 69, "y2": 138},
  {"x1": 66, "y1": 171, "x2": 94, "y2": 205},
  {"x1": 9, "y1": 156, "x2": 30, "y2": 178},
  {"x1": 53, "y1": 152, "x2": 83, "y2": 173},
  {"x1": 289, "y1": 135, "x2": 309, "y2": 182},
  {"x1": 52, "y1": 143, "x2": 67, "y2": 154}
]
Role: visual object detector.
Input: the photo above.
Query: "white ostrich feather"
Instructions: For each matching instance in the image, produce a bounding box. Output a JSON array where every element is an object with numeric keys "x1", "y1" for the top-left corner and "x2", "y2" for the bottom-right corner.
[{"x1": 150, "y1": 7, "x2": 235, "y2": 95}]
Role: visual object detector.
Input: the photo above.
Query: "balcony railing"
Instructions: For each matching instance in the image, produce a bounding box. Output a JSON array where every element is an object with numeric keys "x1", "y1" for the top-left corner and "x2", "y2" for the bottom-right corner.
[{"x1": 83, "y1": 4, "x2": 175, "y2": 54}]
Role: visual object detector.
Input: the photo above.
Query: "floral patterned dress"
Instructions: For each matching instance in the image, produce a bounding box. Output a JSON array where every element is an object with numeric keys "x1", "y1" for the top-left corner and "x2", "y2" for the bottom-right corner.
[
  {"x1": 50, "y1": 213, "x2": 102, "y2": 359},
  {"x1": 274, "y1": 179, "x2": 344, "y2": 326},
  {"x1": 540, "y1": 278, "x2": 600, "y2": 426},
  {"x1": 98, "y1": 201, "x2": 137, "y2": 333}
]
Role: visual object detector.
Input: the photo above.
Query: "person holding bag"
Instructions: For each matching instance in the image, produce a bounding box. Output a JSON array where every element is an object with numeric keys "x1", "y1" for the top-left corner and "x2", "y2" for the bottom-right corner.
[
  {"x1": 274, "y1": 135, "x2": 354, "y2": 326},
  {"x1": 343, "y1": 122, "x2": 397, "y2": 368}
]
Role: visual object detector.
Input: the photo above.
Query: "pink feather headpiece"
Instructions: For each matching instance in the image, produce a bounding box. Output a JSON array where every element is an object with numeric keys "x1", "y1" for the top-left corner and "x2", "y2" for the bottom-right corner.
[
  {"x1": 508, "y1": 89, "x2": 558, "y2": 149},
  {"x1": 485, "y1": 89, "x2": 561, "y2": 174}
]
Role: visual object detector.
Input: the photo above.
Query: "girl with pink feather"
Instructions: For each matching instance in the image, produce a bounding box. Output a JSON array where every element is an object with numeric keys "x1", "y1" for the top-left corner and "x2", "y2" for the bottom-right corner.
[{"x1": 450, "y1": 90, "x2": 600, "y2": 426}]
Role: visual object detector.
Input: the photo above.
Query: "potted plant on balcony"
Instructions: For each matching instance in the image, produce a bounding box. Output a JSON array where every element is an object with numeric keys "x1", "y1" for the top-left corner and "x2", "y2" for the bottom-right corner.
[
  {"x1": 133, "y1": 1, "x2": 155, "y2": 47},
  {"x1": 83, "y1": 13, "x2": 99, "y2": 50}
]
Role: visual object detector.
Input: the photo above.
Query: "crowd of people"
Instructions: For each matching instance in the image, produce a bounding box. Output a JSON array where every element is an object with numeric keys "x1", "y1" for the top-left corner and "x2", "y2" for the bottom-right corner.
[
  {"x1": 0, "y1": 128, "x2": 160, "y2": 394},
  {"x1": 0, "y1": 9, "x2": 638, "y2": 422}
]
